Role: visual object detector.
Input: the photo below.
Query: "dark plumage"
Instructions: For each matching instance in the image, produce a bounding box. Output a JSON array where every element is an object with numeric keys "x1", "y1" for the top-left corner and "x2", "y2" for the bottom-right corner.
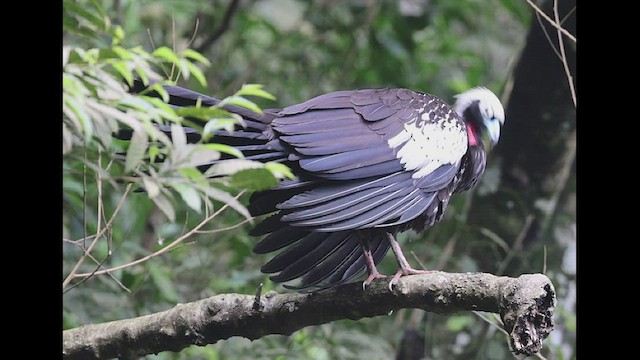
[{"x1": 129, "y1": 80, "x2": 505, "y2": 290}]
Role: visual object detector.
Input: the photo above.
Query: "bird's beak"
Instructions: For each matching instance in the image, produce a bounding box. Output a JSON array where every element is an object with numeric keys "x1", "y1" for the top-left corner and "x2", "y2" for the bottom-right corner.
[{"x1": 483, "y1": 118, "x2": 501, "y2": 146}]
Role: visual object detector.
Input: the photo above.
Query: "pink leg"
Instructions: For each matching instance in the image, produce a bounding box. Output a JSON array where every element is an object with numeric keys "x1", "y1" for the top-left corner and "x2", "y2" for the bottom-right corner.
[
  {"x1": 358, "y1": 235, "x2": 387, "y2": 289},
  {"x1": 386, "y1": 233, "x2": 433, "y2": 290}
]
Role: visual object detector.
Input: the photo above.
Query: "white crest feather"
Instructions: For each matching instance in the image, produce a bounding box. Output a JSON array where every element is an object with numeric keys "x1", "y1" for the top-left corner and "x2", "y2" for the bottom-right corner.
[{"x1": 453, "y1": 87, "x2": 505, "y2": 124}]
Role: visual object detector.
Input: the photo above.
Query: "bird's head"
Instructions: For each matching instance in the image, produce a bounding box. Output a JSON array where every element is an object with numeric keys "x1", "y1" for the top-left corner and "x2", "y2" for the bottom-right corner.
[{"x1": 453, "y1": 87, "x2": 505, "y2": 149}]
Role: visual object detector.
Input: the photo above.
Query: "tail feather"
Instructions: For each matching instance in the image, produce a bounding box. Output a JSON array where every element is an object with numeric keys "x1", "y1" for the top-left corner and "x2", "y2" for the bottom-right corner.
[{"x1": 127, "y1": 80, "x2": 399, "y2": 290}]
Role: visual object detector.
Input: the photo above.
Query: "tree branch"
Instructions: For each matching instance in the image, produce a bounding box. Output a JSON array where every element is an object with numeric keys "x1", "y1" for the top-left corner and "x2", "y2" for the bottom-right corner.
[
  {"x1": 194, "y1": 0, "x2": 242, "y2": 53},
  {"x1": 63, "y1": 272, "x2": 555, "y2": 359}
]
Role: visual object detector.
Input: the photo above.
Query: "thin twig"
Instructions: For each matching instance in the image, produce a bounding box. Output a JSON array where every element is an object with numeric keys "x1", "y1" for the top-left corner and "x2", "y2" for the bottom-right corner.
[
  {"x1": 473, "y1": 311, "x2": 509, "y2": 337},
  {"x1": 62, "y1": 184, "x2": 134, "y2": 290},
  {"x1": 410, "y1": 250, "x2": 428, "y2": 270},
  {"x1": 194, "y1": 0, "x2": 242, "y2": 53},
  {"x1": 535, "y1": 10, "x2": 561, "y2": 60},
  {"x1": 195, "y1": 217, "x2": 253, "y2": 234},
  {"x1": 146, "y1": 28, "x2": 157, "y2": 51},
  {"x1": 561, "y1": 6, "x2": 576, "y2": 25},
  {"x1": 96, "y1": 151, "x2": 107, "y2": 255},
  {"x1": 435, "y1": 235, "x2": 458, "y2": 270},
  {"x1": 82, "y1": 148, "x2": 88, "y2": 249},
  {"x1": 185, "y1": 17, "x2": 200, "y2": 49},
  {"x1": 170, "y1": 14, "x2": 178, "y2": 80},
  {"x1": 496, "y1": 214, "x2": 535, "y2": 276},
  {"x1": 63, "y1": 239, "x2": 131, "y2": 293},
  {"x1": 73, "y1": 192, "x2": 245, "y2": 278},
  {"x1": 553, "y1": 0, "x2": 576, "y2": 107},
  {"x1": 525, "y1": 0, "x2": 576, "y2": 42}
]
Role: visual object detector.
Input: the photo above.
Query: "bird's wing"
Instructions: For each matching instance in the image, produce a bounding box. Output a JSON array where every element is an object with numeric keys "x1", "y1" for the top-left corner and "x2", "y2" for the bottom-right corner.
[{"x1": 266, "y1": 88, "x2": 468, "y2": 232}]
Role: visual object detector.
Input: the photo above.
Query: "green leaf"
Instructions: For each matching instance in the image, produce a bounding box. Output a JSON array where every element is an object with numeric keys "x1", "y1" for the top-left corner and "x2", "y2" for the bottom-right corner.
[
  {"x1": 145, "y1": 96, "x2": 178, "y2": 117},
  {"x1": 111, "y1": 61, "x2": 134, "y2": 86},
  {"x1": 197, "y1": 185, "x2": 251, "y2": 220},
  {"x1": 177, "y1": 58, "x2": 191, "y2": 81},
  {"x1": 86, "y1": 101, "x2": 140, "y2": 130},
  {"x1": 148, "y1": 262, "x2": 179, "y2": 303},
  {"x1": 64, "y1": 1, "x2": 108, "y2": 32},
  {"x1": 237, "y1": 84, "x2": 276, "y2": 100},
  {"x1": 230, "y1": 168, "x2": 278, "y2": 191},
  {"x1": 446, "y1": 315, "x2": 473, "y2": 331},
  {"x1": 222, "y1": 96, "x2": 263, "y2": 114},
  {"x1": 143, "y1": 84, "x2": 170, "y2": 103},
  {"x1": 112, "y1": 25, "x2": 125, "y2": 45},
  {"x1": 170, "y1": 124, "x2": 186, "y2": 148},
  {"x1": 184, "y1": 61, "x2": 207, "y2": 87},
  {"x1": 172, "y1": 183, "x2": 202, "y2": 213},
  {"x1": 187, "y1": 147, "x2": 221, "y2": 167},
  {"x1": 111, "y1": 45, "x2": 133, "y2": 60},
  {"x1": 143, "y1": 177, "x2": 160, "y2": 198},
  {"x1": 199, "y1": 143, "x2": 243, "y2": 159},
  {"x1": 265, "y1": 162, "x2": 295, "y2": 179},
  {"x1": 125, "y1": 129, "x2": 147, "y2": 172},
  {"x1": 151, "y1": 193, "x2": 176, "y2": 222},
  {"x1": 120, "y1": 270, "x2": 144, "y2": 290},
  {"x1": 203, "y1": 159, "x2": 262, "y2": 177},
  {"x1": 202, "y1": 117, "x2": 238, "y2": 139},
  {"x1": 181, "y1": 49, "x2": 211, "y2": 65},
  {"x1": 176, "y1": 107, "x2": 229, "y2": 122},
  {"x1": 152, "y1": 46, "x2": 180, "y2": 64},
  {"x1": 96, "y1": 48, "x2": 120, "y2": 60},
  {"x1": 134, "y1": 65, "x2": 149, "y2": 86},
  {"x1": 179, "y1": 167, "x2": 204, "y2": 181},
  {"x1": 149, "y1": 144, "x2": 160, "y2": 163},
  {"x1": 63, "y1": 96, "x2": 93, "y2": 143}
]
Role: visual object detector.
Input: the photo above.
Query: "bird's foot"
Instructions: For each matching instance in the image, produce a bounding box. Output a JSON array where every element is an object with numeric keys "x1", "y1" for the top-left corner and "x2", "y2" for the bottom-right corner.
[
  {"x1": 362, "y1": 272, "x2": 387, "y2": 290},
  {"x1": 388, "y1": 268, "x2": 434, "y2": 291}
]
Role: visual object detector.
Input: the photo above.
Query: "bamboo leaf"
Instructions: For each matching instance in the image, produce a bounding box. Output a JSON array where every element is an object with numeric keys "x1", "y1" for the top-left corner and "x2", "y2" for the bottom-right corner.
[
  {"x1": 237, "y1": 84, "x2": 276, "y2": 100},
  {"x1": 230, "y1": 168, "x2": 278, "y2": 191},
  {"x1": 151, "y1": 193, "x2": 175, "y2": 222},
  {"x1": 170, "y1": 124, "x2": 186, "y2": 148},
  {"x1": 204, "y1": 159, "x2": 263, "y2": 177},
  {"x1": 144, "y1": 84, "x2": 170, "y2": 103},
  {"x1": 172, "y1": 183, "x2": 202, "y2": 213},
  {"x1": 64, "y1": 1, "x2": 108, "y2": 32},
  {"x1": 187, "y1": 147, "x2": 221, "y2": 167},
  {"x1": 111, "y1": 25, "x2": 125, "y2": 45},
  {"x1": 265, "y1": 162, "x2": 295, "y2": 179},
  {"x1": 152, "y1": 46, "x2": 180, "y2": 64},
  {"x1": 202, "y1": 117, "x2": 238, "y2": 139},
  {"x1": 181, "y1": 49, "x2": 211, "y2": 65},
  {"x1": 63, "y1": 96, "x2": 93, "y2": 144},
  {"x1": 184, "y1": 61, "x2": 207, "y2": 87},
  {"x1": 198, "y1": 185, "x2": 251, "y2": 220},
  {"x1": 125, "y1": 129, "x2": 147, "y2": 172},
  {"x1": 112, "y1": 46, "x2": 133, "y2": 60},
  {"x1": 179, "y1": 167, "x2": 204, "y2": 181},
  {"x1": 111, "y1": 61, "x2": 134, "y2": 86},
  {"x1": 199, "y1": 143, "x2": 243, "y2": 159},
  {"x1": 222, "y1": 96, "x2": 263, "y2": 114},
  {"x1": 143, "y1": 177, "x2": 160, "y2": 198},
  {"x1": 177, "y1": 59, "x2": 191, "y2": 81},
  {"x1": 148, "y1": 262, "x2": 179, "y2": 302}
]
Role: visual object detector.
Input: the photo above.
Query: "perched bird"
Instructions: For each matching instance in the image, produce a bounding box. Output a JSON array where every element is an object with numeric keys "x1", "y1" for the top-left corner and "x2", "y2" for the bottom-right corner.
[{"x1": 131, "y1": 81, "x2": 505, "y2": 290}]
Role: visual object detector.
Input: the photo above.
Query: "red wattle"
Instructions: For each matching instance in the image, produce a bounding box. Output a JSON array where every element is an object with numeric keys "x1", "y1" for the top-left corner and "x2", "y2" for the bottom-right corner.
[{"x1": 466, "y1": 123, "x2": 478, "y2": 146}]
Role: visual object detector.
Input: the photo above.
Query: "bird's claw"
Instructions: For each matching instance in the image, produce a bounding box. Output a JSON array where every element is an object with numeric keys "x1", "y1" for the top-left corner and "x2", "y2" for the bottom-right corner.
[
  {"x1": 362, "y1": 272, "x2": 387, "y2": 290},
  {"x1": 388, "y1": 269, "x2": 434, "y2": 292}
]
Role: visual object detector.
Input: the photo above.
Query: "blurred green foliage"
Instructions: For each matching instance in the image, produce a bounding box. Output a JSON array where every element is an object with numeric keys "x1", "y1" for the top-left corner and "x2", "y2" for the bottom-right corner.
[{"x1": 62, "y1": 1, "x2": 575, "y2": 359}]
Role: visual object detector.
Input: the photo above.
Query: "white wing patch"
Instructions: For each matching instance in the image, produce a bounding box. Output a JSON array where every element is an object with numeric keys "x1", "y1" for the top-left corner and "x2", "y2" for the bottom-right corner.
[{"x1": 387, "y1": 118, "x2": 467, "y2": 179}]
